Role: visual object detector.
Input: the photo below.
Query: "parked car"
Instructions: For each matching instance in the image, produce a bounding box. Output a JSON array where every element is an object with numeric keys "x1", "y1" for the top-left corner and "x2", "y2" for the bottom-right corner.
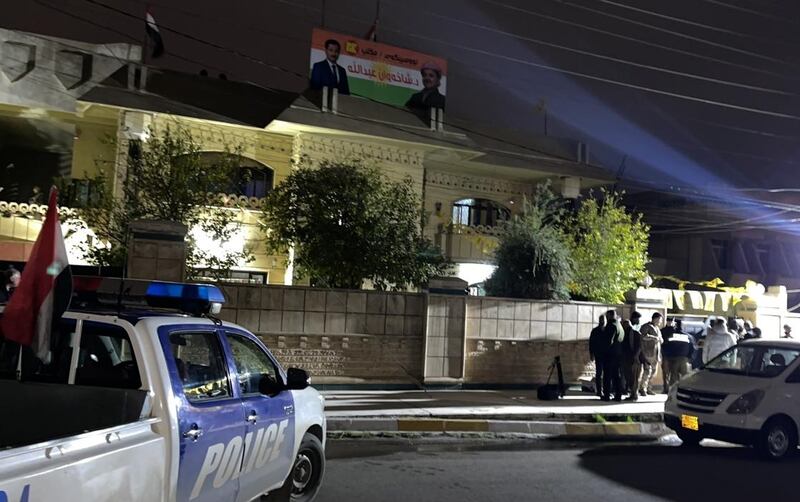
[
  {"x1": 664, "y1": 338, "x2": 800, "y2": 460},
  {"x1": 0, "y1": 279, "x2": 326, "y2": 501}
]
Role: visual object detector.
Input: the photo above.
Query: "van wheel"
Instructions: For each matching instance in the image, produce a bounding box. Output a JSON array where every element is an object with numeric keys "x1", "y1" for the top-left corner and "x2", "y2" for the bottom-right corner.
[
  {"x1": 264, "y1": 433, "x2": 325, "y2": 502},
  {"x1": 677, "y1": 431, "x2": 702, "y2": 447},
  {"x1": 757, "y1": 417, "x2": 797, "y2": 461}
]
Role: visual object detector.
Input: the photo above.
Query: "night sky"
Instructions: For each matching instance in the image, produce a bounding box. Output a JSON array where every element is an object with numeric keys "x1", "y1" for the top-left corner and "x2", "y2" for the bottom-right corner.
[{"x1": 4, "y1": 0, "x2": 800, "y2": 192}]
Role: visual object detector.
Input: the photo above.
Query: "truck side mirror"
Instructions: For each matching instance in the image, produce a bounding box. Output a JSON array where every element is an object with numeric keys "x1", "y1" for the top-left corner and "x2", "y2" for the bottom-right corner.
[
  {"x1": 258, "y1": 374, "x2": 283, "y2": 397},
  {"x1": 286, "y1": 368, "x2": 310, "y2": 390}
]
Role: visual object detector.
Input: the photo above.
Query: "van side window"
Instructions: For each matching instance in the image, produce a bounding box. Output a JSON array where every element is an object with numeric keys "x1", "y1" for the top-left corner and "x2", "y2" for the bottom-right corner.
[
  {"x1": 75, "y1": 322, "x2": 141, "y2": 389},
  {"x1": 169, "y1": 332, "x2": 231, "y2": 402},
  {"x1": 786, "y1": 365, "x2": 800, "y2": 383}
]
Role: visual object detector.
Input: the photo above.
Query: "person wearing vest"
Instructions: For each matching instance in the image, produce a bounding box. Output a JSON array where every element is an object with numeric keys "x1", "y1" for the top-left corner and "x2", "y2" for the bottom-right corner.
[
  {"x1": 638, "y1": 312, "x2": 663, "y2": 396},
  {"x1": 661, "y1": 319, "x2": 694, "y2": 393}
]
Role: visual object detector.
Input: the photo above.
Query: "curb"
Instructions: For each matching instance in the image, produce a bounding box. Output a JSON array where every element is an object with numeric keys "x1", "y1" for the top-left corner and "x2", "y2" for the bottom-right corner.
[
  {"x1": 327, "y1": 417, "x2": 670, "y2": 440},
  {"x1": 324, "y1": 413, "x2": 664, "y2": 423}
]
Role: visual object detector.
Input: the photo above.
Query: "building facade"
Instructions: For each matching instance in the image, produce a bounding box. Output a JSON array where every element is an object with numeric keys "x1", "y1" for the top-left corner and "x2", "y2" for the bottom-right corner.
[{"x1": 0, "y1": 29, "x2": 612, "y2": 288}]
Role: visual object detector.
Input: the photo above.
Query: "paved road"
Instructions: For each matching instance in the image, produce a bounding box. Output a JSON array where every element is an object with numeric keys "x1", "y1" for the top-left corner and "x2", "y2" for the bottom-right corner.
[{"x1": 316, "y1": 438, "x2": 799, "y2": 502}]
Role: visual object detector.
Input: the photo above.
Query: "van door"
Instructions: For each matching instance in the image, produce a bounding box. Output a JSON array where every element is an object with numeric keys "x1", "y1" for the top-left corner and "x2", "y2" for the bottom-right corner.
[
  {"x1": 222, "y1": 330, "x2": 296, "y2": 502},
  {"x1": 160, "y1": 328, "x2": 246, "y2": 502}
]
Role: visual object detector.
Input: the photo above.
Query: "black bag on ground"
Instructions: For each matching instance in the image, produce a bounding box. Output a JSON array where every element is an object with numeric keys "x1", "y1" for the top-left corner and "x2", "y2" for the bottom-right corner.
[
  {"x1": 537, "y1": 356, "x2": 565, "y2": 401},
  {"x1": 537, "y1": 384, "x2": 560, "y2": 400}
]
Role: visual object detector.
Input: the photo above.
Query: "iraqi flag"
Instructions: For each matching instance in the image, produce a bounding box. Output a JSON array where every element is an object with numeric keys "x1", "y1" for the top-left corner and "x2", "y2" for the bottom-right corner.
[
  {"x1": 0, "y1": 187, "x2": 72, "y2": 362},
  {"x1": 146, "y1": 9, "x2": 165, "y2": 59}
]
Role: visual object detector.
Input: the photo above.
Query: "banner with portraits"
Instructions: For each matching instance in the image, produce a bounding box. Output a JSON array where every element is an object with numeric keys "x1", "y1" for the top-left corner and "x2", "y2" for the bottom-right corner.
[{"x1": 309, "y1": 28, "x2": 448, "y2": 110}]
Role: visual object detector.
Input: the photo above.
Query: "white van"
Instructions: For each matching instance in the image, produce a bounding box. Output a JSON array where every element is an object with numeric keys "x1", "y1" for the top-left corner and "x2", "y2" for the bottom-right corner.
[{"x1": 664, "y1": 339, "x2": 800, "y2": 460}]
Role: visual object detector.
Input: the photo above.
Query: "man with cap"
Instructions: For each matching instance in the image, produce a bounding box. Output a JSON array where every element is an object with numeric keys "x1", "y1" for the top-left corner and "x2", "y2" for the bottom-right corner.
[
  {"x1": 784, "y1": 325, "x2": 793, "y2": 339},
  {"x1": 406, "y1": 62, "x2": 446, "y2": 110}
]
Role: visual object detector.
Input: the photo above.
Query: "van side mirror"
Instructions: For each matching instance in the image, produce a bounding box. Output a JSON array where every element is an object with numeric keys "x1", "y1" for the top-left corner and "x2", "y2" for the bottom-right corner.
[{"x1": 286, "y1": 368, "x2": 310, "y2": 390}]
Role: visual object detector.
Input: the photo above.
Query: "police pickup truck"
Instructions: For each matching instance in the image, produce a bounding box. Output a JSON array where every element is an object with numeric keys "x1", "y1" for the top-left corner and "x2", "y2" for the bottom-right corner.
[{"x1": 0, "y1": 279, "x2": 326, "y2": 502}]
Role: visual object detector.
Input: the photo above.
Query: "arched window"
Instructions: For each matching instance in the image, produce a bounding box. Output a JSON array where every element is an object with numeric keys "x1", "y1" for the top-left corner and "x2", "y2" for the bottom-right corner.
[
  {"x1": 197, "y1": 152, "x2": 274, "y2": 198},
  {"x1": 452, "y1": 198, "x2": 510, "y2": 227}
]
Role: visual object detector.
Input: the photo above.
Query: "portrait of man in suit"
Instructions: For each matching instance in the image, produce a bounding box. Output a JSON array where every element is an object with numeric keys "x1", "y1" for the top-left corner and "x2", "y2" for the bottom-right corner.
[{"x1": 310, "y1": 38, "x2": 350, "y2": 95}]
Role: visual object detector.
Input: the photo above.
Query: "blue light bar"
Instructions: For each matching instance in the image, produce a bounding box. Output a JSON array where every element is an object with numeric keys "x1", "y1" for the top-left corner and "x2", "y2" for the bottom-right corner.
[{"x1": 145, "y1": 281, "x2": 225, "y2": 314}]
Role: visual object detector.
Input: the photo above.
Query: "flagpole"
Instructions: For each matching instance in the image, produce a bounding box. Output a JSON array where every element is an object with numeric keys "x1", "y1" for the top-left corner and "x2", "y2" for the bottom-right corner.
[
  {"x1": 16, "y1": 344, "x2": 22, "y2": 381},
  {"x1": 375, "y1": 0, "x2": 381, "y2": 42},
  {"x1": 143, "y1": 4, "x2": 149, "y2": 67}
]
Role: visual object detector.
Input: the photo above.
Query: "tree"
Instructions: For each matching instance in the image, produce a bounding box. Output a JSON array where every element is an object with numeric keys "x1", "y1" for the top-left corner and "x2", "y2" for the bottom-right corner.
[
  {"x1": 568, "y1": 189, "x2": 650, "y2": 304},
  {"x1": 261, "y1": 160, "x2": 448, "y2": 290},
  {"x1": 63, "y1": 126, "x2": 252, "y2": 278},
  {"x1": 484, "y1": 182, "x2": 573, "y2": 300}
]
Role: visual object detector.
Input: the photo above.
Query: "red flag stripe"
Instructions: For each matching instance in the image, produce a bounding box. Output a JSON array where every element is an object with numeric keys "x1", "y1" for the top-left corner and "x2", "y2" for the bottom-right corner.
[{"x1": 0, "y1": 188, "x2": 72, "y2": 361}]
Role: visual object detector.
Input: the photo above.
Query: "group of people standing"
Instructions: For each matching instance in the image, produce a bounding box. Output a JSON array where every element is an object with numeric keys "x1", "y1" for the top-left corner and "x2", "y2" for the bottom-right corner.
[
  {"x1": 589, "y1": 310, "x2": 694, "y2": 401},
  {"x1": 590, "y1": 309, "x2": 795, "y2": 401}
]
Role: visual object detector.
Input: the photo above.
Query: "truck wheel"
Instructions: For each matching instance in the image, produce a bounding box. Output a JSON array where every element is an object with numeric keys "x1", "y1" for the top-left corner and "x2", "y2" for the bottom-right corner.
[
  {"x1": 265, "y1": 433, "x2": 325, "y2": 502},
  {"x1": 677, "y1": 431, "x2": 702, "y2": 447},
  {"x1": 757, "y1": 417, "x2": 797, "y2": 461}
]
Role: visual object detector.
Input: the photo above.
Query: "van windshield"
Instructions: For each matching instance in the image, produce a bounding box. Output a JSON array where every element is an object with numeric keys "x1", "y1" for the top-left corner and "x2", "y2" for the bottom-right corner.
[{"x1": 705, "y1": 345, "x2": 800, "y2": 378}]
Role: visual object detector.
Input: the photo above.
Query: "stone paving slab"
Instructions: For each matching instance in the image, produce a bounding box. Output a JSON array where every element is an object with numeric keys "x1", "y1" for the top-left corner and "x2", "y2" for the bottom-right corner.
[{"x1": 323, "y1": 390, "x2": 667, "y2": 420}]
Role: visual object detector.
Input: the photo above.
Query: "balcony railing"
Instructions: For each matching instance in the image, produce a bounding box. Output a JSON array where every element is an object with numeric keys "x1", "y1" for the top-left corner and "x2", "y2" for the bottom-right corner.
[{"x1": 435, "y1": 223, "x2": 500, "y2": 263}]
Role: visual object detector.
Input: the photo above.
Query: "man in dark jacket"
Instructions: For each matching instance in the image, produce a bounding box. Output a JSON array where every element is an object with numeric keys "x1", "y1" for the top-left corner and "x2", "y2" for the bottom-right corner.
[
  {"x1": 601, "y1": 309, "x2": 624, "y2": 401},
  {"x1": 589, "y1": 315, "x2": 606, "y2": 397},
  {"x1": 621, "y1": 311, "x2": 642, "y2": 399},
  {"x1": 310, "y1": 38, "x2": 350, "y2": 95},
  {"x1": 661, "y1": 319, "x2": 694, "y2": 393}
]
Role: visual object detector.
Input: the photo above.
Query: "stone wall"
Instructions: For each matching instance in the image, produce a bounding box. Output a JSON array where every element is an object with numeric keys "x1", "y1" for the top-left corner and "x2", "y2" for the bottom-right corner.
[
  {"x1": 219, "y1": 283, "x2": 632, "y2": 387},
  {"x1": 218, "y1": 284, "x2": 426, "y2": 385},
  {"x1": 462, "y1": 297, "x2": 630, "y2": 386},
  {"x1": 466, "y1": 339, "x2": 592, "y2": 385}
]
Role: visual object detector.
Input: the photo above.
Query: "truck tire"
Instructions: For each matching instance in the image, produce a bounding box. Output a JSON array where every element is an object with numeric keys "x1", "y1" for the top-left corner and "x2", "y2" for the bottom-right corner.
[
  {"x1": 264, "y1": 433, "x2": 325, "y2": 502},
  {"x1": 756, "y1": 417, "x2": 797, "y2": 461}
]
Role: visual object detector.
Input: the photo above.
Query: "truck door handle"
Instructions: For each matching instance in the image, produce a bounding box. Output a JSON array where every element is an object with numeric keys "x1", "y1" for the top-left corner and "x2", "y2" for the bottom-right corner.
[
  {"x1": 247, "y1": 411, "x2": 258, "y2": 424},
  {"x1": 183, "y1": 424, "x2": 203, "y2": 442}
]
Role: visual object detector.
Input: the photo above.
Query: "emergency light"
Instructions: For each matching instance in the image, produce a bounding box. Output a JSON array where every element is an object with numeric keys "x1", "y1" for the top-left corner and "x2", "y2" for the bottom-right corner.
[
  {"x1": 145, "y1": 281, "x2": 225, "y2": 314},
  {"x1": 73, "y1": 276, "x2": 226, "y2": 315}
]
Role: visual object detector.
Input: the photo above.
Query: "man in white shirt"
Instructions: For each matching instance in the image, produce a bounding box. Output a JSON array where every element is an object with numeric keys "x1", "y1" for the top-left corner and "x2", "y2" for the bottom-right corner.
[{"x1": 703, "y1": 318, "x2": 737, "y2": 364}]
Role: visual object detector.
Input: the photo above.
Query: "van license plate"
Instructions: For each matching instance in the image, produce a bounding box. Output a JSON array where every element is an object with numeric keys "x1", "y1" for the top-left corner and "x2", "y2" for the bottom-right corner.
[{"x1": 681, "y1": 414, "x2": 699, "y2": 431}]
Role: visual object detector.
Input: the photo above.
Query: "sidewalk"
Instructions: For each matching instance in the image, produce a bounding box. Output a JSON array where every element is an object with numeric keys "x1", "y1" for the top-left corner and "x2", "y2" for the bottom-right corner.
[{"x1": 323, "y1": 390, "x2": 670, "y2": 440}]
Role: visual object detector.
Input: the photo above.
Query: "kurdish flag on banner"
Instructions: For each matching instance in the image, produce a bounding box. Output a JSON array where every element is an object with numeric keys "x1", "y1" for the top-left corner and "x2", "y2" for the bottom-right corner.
[{"x1": 0, "y1": 187, "x2": 72, "y2": 361}]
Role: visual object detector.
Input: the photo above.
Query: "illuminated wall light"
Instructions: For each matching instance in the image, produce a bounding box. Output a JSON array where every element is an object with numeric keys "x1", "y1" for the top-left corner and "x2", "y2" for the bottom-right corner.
[
  {"x1": 190, "y1": 224, "x2": 249, "y2": 268},
  {"x1": 61, "y1": 220, "x2": 101, "y2": 266}
]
